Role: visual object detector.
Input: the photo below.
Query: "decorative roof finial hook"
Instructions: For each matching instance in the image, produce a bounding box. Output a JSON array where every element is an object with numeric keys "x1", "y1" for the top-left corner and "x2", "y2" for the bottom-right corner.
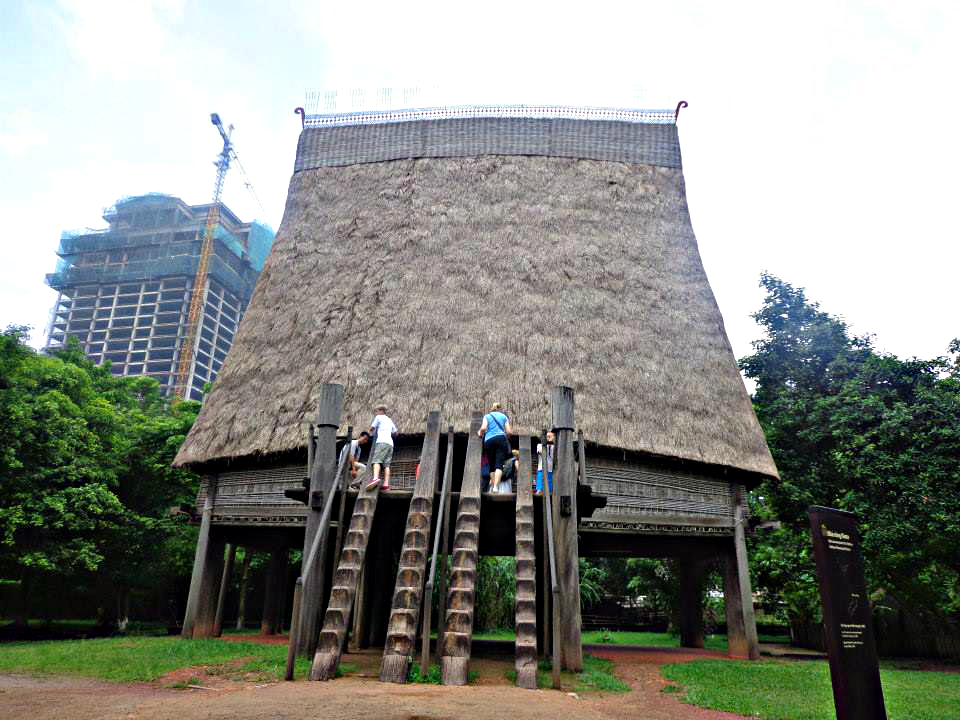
[
  {"x1": 294, "y1": 107, "x2": 306, "y2": 129},
  {"x1": 674, "y1": 101, "x2": 688, "y2": 123}
]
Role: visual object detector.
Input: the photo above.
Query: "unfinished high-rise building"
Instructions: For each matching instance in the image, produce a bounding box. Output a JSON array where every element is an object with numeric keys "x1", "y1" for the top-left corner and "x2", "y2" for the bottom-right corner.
[{"x1": 44, "y1": 193, "x2": 274, "y2": 401}]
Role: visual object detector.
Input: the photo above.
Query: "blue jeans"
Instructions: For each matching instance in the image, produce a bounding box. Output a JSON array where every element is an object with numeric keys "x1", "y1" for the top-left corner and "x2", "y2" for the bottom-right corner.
[{"x1": 535, "y1": 470, "x2": 553, "y2": 493}]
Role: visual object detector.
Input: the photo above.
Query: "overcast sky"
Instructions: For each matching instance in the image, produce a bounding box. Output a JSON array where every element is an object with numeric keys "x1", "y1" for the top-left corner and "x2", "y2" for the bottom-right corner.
[{"x1": 2, "y1": 0, "x2": 957, "y2": 363}]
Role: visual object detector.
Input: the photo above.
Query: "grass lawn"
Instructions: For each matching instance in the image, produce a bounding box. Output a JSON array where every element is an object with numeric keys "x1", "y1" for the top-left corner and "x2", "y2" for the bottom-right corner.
[
  {"x1": 475, "y1": 628, "x2": 734, "y2": 650},
  {"x1": 504, "y1": 653, "x2": 631, "y2": 692},
  {"x1": 0, "y1": 636, "x2": 314, "y2": 683},
  {"x1": 662, "y1": 659, "x2": 960, "y2": 720}
]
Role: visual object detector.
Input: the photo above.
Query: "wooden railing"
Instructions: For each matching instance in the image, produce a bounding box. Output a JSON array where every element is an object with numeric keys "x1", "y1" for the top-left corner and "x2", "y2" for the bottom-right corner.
[
  {"x1": 284, "y1": 429, "x2": 352, "y2": 681},
  {"x1": 541, "y1": 438, "x2": 561, "y2": 689},
  {"x1": 420, "y1": 426, "x2": 455, "y2": 675}
]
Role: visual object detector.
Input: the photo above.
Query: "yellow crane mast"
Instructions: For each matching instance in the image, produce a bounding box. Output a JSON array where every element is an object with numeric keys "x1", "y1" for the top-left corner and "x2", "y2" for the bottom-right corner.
[{"x1": 173, "y1": 113, "x2": 233, "y2": 401}]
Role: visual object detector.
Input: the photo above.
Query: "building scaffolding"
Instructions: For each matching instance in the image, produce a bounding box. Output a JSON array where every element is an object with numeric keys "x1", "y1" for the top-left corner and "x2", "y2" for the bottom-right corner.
[{"x1": 44, "y1": 193, "x2": 274, "y2": 402}]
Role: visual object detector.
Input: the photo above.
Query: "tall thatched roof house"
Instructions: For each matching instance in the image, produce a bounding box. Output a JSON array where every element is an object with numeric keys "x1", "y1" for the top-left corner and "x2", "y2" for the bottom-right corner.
[
  {"x1": 175, "y1": 107, "x2": 774, "y2": 481},
  {"x1": 176, "y1": 100, "x2": 776, "y2": 663}
]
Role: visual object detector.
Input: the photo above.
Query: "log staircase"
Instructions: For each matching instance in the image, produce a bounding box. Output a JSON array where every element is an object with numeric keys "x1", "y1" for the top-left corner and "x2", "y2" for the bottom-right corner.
[
  {"x1": 439, "y1": 412, "x2": 483, "y2": 685},
  {"x1": 310, "y1": 463, "x2": 383, "y2": 680},
  {"x1": 379, "y1": 412, "x2": 441, "y2": 682},
  {"x1": 514, "y1": 436, "x2": 538, "y2": 688}
]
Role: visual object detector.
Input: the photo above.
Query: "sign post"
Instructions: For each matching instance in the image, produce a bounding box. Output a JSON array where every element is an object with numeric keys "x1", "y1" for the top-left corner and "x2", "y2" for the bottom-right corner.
[{"x1": 808, "y1": 506, "x2": 887, "y2": 720}]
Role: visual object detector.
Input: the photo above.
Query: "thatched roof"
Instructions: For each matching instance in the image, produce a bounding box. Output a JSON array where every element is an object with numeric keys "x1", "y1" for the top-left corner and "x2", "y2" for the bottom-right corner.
[{"x1": 175, "y1": 115, "x2": 777, "y2": 480}]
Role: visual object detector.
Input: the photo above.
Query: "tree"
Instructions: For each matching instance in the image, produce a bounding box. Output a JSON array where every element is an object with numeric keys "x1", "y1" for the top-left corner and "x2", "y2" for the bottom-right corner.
[
  {"x1": 0, "y1": 327, "x2": 200, "y2": 627},
  {"x1": 741, "y1": 275, "x2": 960, "y2": 624}
]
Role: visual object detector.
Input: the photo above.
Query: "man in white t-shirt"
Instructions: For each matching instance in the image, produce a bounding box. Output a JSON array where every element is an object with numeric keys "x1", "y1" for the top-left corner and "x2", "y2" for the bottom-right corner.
[
  {"x1": 366, "y1": 405, "x2": 398, "y2": 490},
  {"x1": 339, "y1": 431, "x2": 370, "y2": 486}
]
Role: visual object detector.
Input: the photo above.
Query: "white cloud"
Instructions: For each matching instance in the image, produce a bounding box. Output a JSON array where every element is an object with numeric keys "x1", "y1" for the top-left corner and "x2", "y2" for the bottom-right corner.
[
  {"x1": 49, "y1": 0, "x2": 185, "y2": 78},
  {"x1": 0, "y1": 112, "x2": 48, "y2": 157}
]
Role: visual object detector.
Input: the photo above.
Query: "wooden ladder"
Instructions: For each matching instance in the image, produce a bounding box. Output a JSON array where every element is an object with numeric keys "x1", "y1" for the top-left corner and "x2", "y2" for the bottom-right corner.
[
  {"x1": 440, "y1": 411, "x2": 483, "y2": 685},
  {"x1": 379, "y1": 412, "x2": 441, "y2": 682},
  {"x1": 514, "y1": 435, "x2": 538, "y2": 688},
  {"x1": 310, "y1": 463, "x2": 383, "y2": 680}
]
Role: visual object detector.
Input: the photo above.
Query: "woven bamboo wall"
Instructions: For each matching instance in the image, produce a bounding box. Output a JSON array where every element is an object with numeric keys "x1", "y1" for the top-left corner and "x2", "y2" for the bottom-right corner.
[{"x1": 200, "y1": 447, "x2": 737, "y2": 534}]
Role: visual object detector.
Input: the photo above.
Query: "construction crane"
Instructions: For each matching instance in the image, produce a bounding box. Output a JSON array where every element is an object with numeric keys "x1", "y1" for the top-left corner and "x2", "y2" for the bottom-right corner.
[{"x1": 172, "y1": 113, "x2": 234, "y2": 401}]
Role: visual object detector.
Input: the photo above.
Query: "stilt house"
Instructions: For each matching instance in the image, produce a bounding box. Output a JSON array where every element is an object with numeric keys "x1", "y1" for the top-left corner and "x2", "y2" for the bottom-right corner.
[{"x1": 174, "y1": 98, "x2": 779, "y2": 686}]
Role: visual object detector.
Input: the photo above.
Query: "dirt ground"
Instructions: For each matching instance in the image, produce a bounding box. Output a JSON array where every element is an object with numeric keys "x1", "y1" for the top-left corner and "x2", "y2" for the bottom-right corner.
[{"x1": 0, "y1": 643, "x2": 747, "y2": 720}]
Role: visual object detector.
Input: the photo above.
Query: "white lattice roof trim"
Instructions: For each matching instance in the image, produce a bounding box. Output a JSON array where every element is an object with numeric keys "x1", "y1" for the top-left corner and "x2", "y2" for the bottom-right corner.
[{"x1": 302, "y1": 86, "x2": 679, "y2": 127}]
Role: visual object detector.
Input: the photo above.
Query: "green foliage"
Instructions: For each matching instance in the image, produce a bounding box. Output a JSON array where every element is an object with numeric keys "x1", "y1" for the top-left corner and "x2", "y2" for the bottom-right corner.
[
  {"x1": 662, "y1": 659, "x2": 960, "y2": 720},
  {"x1": 626, "y1": 558, "x2": 677, "y2": 616},
  {"x1": 474, "y1": 556, "x2": 516, "y2": 632},
  {"x1": 579, "y1": 558, "x2": 607, "y2": 608},
  {"x1": 741, "y1": 274, "x2": 960, "y2": 621},
  {"x1": 407, "y1": 662, "x2": 443, "y2": 684},
  {"x1": 0, "y1": 327, "x2": 200, "y2": 625}
]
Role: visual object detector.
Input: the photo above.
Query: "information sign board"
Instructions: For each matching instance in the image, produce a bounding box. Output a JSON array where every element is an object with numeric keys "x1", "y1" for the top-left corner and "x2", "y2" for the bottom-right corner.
[{"x1": 808, "y1": 506, "x2": 887, "y2": 720}]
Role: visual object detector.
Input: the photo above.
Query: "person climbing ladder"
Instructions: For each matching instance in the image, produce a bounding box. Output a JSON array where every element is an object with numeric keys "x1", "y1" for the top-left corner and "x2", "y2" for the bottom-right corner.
[
  {"x1": 366, "y1": 405, "x2": 398, "y2": 490},
  {"x1": 477, "y1": 402, "x2": 512, "y2": 492}
]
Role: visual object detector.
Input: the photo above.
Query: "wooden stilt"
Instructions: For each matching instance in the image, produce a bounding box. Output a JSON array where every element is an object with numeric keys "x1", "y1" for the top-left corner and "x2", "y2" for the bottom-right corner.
[
  {"x1": 349, "y1": 554, "x2": 369, "y2": 650},
  {"x1": 192, "y1": 536, "x2": 226, "y2": 638},
  {"x1": 235, "y1": 549, "x2": 251, "y2": 630},
  {"x1": 332, "y1": 426, "x2": 354, "y2": 580},
  {"x1": 213, "y1": 543, "x2": 236, "y2": 637},
  {"x1": 723, "y1": 545, "x2": 749, "y2": 658},
  {"x1": 298, "y1": 384, "x2": 344, "y2": 656},
  {"x1": 678, "y1": 558, "x2": 706, "y2": 648},
  {"x1": 551, "y1": 387, "x2": 583, "y2": 672},
  {"x1": 728, "y1": 484, "x2": 760, "y2": 659},
  {"x1": 261, "y1": 546, "x2": 288, "y2": 635},
  {"x1": 420, "y1": 425, "x2": 454, "y2": 676},
  {"x1": 182, "y1": 476, "x2": 219, "y2": 639}
]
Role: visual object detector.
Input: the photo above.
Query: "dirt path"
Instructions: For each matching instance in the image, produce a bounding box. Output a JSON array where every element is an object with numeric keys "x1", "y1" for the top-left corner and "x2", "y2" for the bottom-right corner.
[{"x1": 0, "y1": 645, "x2": 747, "y2": 720}]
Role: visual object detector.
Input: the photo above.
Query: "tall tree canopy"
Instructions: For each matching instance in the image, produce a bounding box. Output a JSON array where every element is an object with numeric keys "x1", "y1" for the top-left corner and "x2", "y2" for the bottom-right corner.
[
  {"x1": 0, "y1": 327, "x2": 200, "y2": 625},
  {"x1": 741, "y1": 274, "x2": 960, "y2": 621}
]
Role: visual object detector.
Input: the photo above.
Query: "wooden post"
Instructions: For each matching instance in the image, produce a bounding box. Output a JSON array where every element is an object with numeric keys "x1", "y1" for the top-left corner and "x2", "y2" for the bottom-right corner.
[
  {"x1": 678, "y1": 558, "x2": 705, "y2": 648},
  {"x1": 551, "y1": 386, "x2": 582, "y2": 671},
  {"x1": 333, "y1": 425, "x2": 354, "y2": 572},
  {"x1": 540, "y1": 447, "x2": 562, "y2": 689},
  {"x1": 182, "y1": 476, "x2": 218, "y2": 638},
  {"x1": 723, "y1": 545, "x2": 750, "y2": 658},
  {"x1": 350, "y1": 553, "x2": 370, "y2": 650},
  {"x1": 261, "y1": 546, "x2": 289, "y2": 635},
  {"x1": 193, "y1": 537, "x2": 227, "y2": 637},
  {"x1": 421, "y1": 425, "x2": 455, "y2": 676},
  {"x1": 213, "y1": 543, "x2": 236, "y2": 637},
  {"x1": 298, "y1": 383, "x2": 344, "y2": 656},
  {"x1": 728, "y1": 483, "x2": 760, "y2": 659},
  {"x1": 235, "y1": 549, "x2": 251, "y2": 630},
  {"x1": 538, "y1": 428, "x2": 550, "y2": 658},
  {"x1": 285, "y1": 580, "x2": 303, "y2": 678}
]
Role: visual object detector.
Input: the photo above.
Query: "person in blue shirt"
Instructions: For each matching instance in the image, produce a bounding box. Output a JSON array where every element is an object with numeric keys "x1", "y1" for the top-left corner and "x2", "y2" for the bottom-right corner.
[{"x1": 477, "y1": 402, "x2": 513, "y2": 492}]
